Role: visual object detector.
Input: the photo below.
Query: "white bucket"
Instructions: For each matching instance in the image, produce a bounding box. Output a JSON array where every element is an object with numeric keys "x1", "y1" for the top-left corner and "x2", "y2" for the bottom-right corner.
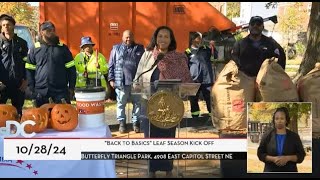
[{"x1": 75, "y1": 87, "x2": 106, "y2": 128}]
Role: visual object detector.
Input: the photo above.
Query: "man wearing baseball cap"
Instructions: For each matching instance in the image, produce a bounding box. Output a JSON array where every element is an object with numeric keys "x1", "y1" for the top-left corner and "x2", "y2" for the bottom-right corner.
[
  {"x1": 231, "y1": 15, "x2": 286, "y2": 77},
  {"x1": 25, "y1": 21, "x2": 76, "y2": 107},
  {"x1": 223, "y1": 15, "x2": 286, "y2": 178}
]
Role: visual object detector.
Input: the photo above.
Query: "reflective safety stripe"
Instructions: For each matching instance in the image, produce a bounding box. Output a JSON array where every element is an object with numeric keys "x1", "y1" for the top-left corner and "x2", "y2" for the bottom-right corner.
[
  {"x1": 65, "y1": 60, "x2": 75, "y2": 68},
  {"x1": 88, "y1": 71, "x2": 100, "y2": 75},
  {"x1": 185, "y1": 48, "x2": 191, "y2": 54},
  {"x1": 191, "y1": 111, "x2": 200, "y2": 116},
  {"x1": 77, "y1": 73, "x2": 84, "y2": 77},
  {"x1": 77, "y1": 72, "x2": 102, "y2": 77},
  {"x1": 35, "y1": 42, "x2": 41, "y2": 48},
  {"x1": 77, "y1": 72, "x2": 84, "y2": 77},
  {"x1": 25, "y1": 63, "x2": 36, "y2": 70},
  {"x1": 22, "y1": 56, "x2": 28, "y2": 61}
]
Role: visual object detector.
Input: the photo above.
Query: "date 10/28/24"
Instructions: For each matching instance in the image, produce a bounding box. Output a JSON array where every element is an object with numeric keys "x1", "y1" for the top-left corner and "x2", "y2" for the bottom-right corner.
[{"x1": 16, "y1": 144, "x2": 66, "y2": 155}]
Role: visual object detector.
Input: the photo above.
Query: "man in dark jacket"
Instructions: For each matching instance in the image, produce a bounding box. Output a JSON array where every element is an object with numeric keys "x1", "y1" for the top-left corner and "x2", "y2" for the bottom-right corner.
[
  {"x1": 231, "y1": 16, "x2": 286, "y2": 77},
  {"x1": 0, "y1": 14, "x2": 28, "y2": 117},
  {"x1": 25, "y1": 21, "x2": 76, "y2": 107},
  {"x1": 108, "y1": 30, "x2": 144, "y2": 133},
  {"x1": 221, "y1": 15, "x2": 286, "y2": 179},
  {"x1": 185, "y1": 32, "x2": 214, "y2": 118}
]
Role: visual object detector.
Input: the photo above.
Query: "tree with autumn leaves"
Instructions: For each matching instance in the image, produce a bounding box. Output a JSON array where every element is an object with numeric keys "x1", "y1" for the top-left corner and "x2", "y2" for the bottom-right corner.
[
  {"x1": 248, "y1": 102, "x2": 311, "y2": 133},
  {"x1": 0, "y1": 2, "x2": 39, "y2": 30},
  {"x1": 277, "y1": 3, "x2": 309, "y2": 61},
  {"x1": 266, "y1": 2, "x2": 320, "y2": 82}
]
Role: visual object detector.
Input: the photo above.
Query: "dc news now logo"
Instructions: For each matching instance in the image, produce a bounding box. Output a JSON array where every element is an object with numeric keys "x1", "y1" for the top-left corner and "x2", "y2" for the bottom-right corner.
[{"x1": 0, "y1": 120, "x2": 36, "y2": 138}]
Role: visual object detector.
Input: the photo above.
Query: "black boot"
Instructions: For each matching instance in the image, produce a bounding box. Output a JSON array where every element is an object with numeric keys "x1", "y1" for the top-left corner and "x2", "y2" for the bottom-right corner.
[
  {"x1": 119, "y1": 120, "x2": 126, "y2": 134},
  {"x1": 133, "y1": 122, "x2": 140, "y2": 133}
]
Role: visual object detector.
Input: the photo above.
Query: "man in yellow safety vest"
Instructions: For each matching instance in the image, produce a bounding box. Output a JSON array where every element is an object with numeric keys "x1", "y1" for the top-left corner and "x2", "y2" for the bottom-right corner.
[{"x1": 74, "y1": 36, "x2": 108, "y2": 90}]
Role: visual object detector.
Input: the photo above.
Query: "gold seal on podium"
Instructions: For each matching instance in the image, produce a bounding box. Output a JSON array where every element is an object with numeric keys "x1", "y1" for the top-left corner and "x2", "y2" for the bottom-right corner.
[{"x1": 147, "y1": 90, "x2": 184, "y2": 129}]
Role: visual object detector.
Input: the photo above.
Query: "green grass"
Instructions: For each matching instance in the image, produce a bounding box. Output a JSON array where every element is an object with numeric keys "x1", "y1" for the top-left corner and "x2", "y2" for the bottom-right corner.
[
  {"x1": 286, "y1": 56, "x2": 303, "y2": 65},
  {"x1": 285, "y1": 67, "x2": 299, "y2": 72},
  {"x1": 285, "y1": 56, "x2": 301, "y2": 74}
]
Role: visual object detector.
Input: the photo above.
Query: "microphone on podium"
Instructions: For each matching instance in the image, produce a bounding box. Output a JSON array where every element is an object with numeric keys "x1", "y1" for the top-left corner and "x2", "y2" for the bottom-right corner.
[{"x1": 134, "y1": 53, "x2": 165, "y2": 82}]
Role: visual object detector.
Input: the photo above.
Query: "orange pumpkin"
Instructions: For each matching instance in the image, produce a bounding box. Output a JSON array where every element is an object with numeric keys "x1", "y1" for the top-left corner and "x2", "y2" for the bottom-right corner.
[
  {"x1": 20, "y1": 100, "x2": 49, "y2": 133},
  {"x1": 51, "y1": 99, "x2": 78, "y2": 131},
  {"x1": 40, "y1": 98, "x2": 56, "y2": 128},
  {"x1": 0, "y1": 104, "x2": 19, "y2": 127}
]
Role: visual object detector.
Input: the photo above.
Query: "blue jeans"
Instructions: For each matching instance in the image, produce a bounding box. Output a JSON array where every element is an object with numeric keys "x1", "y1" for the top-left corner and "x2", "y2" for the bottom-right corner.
[{"x1": 115, "y1": 85, "x2": 140, "y2": 123}]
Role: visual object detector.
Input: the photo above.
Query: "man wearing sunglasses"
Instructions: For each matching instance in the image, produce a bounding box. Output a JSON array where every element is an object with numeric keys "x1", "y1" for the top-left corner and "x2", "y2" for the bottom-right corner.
[{"x1": 231, "y1": 16, "x2": 286, "y2": 77}]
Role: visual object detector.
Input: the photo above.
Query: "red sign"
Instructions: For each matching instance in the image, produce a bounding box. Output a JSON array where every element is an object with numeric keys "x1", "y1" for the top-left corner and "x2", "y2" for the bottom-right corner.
[{"x1": 232, "y1": 99, "x2": 244, "y2": 112}]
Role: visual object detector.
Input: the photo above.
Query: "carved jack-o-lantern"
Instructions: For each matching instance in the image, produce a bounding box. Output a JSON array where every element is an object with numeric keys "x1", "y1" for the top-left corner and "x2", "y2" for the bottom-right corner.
[
  {"x1": 0, "y1": 105, "x2": 19, "y2": 127},
  {"x1": 21, "y1": 105, "x2": 49, "y2": 133},
  {"x1": 51, "y1": 99, "x2": 78, "y2": 131},
  {"x1": 40, "y1": 98, "x2": 56, "y2": 128}
]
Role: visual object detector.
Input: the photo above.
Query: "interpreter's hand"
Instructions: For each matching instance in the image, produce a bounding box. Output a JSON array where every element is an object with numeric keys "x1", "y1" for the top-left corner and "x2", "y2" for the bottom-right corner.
[
  {"x1": 274, "y1": 156, "x2": 289, "y2": 167},
  {"x1": 109, "y1": 81, "x2": 115, "y2": 89},
  {"x1": 19, "y1": 79, "x2": 28, "y2": 92}
]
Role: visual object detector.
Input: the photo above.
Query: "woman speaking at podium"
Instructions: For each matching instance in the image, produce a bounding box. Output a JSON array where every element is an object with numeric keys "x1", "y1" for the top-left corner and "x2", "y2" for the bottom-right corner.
[{"x1": 134, "y1": 26, "x2": 192, "y2": 178}]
